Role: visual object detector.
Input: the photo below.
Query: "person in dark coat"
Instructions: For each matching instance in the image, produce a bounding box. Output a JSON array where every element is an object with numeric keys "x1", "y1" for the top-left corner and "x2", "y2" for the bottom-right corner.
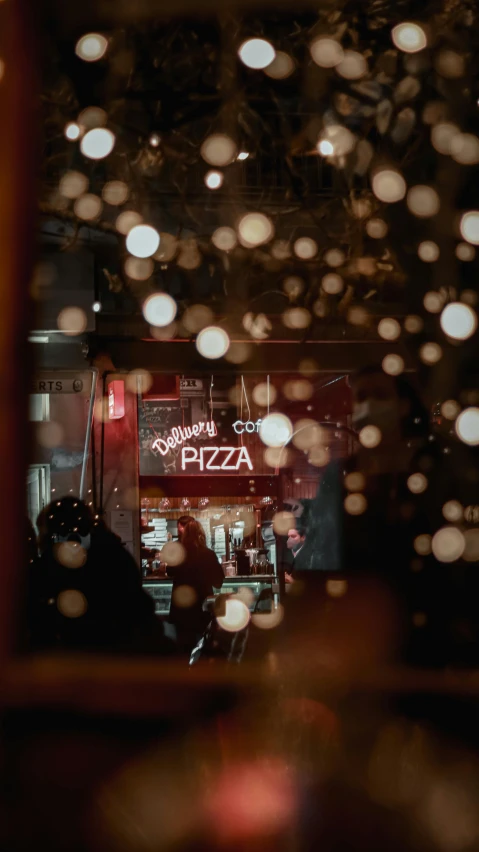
[
  {"x1": 167, "y1": 519, "x2": 224, "y2": 653},
  {"x1": 29, "y1": 497, "x2": 171, "y2": 654}
]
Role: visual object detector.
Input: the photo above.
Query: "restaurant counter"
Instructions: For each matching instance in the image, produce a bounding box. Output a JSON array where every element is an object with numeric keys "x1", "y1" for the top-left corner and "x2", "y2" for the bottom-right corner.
[{"x1": 143, "y1": 575, "x2": 280, "y2": 617}]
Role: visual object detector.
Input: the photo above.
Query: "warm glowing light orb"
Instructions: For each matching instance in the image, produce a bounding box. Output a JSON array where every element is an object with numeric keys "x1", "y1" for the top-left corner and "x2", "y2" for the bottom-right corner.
[
  {"x1": 126, "y1": 224, "x2": 160, "y2": 258},
  {"x1": 238, "y1": 38, "x2": 275, "y2": 70},
  {"x1": 75, "y1": 33, "x2": 108, "y2": 62},
  {"x1": 196, "y1": 326, "x2": 230, "y2": 359},
  {"x1": 142, "y1": 293, "x2": 177, "y2": 327},
  {"x1": 440, "y1": 302, "x2": 477, "y2": 340},
  {"x1": 80, "y1": 127, "x2": 115, "y2": 160},
  {"x1": 372, "y1": 169, "x2": 407, "y2": 203},
  {"x1": 238, "y1": 212, "x2": 274, "y2": 247},
  {"x1": 455, "y1": 407, "x2": 479, "y2": 445},
  {"x1": 259, "y1": 413, "x2": 293, "y2": 448},
  {"x1": 391, "y1": 22, "x2": 427, "y2": 53}
]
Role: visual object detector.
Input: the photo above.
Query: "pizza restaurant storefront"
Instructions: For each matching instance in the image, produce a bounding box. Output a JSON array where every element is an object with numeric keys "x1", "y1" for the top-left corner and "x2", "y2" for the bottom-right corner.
[{"x1": 130, "y1": 371, "x2": 352, "y2": 616}]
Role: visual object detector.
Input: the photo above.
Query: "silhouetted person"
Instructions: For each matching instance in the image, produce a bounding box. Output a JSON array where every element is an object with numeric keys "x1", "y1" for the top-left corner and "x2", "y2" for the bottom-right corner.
[
  {"x1": 29, "y1": 497, "x2": 170, "y2": 654},
  {"x1": 168, "y1": 519, "x2": 224, "y2": 653}
]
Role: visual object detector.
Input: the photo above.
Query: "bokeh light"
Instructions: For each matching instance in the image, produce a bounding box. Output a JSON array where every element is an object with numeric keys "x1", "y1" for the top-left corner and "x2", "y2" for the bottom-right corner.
[
  {"x1": 59, "y1": 170, "x2": 88, "y2": 199},
  {"x1": 431, "y1": 527, "x2": 465, "y2": 563},
  {"x1": 125, "y1": 369, "x2": 153, "y2": 394},
  {"x1": 272, "y1": 511, "x2": 295, "y2": 535},
  {"x1": 293, "y1": 237, "x2": 317, "y2": 259},
  {"x1": 378, "y1": 318, "x2": 401, "y2": 341},
  {"x1": 414, "y1": 534, "x2": 432, "y2": 555},
  {"x1": 252, "y1": 382, "x2": 277, "y2": 407},
  {"x1": 124, "y1": 257, "x2": 153, "y2": 281},
  {"x1": 292, "y1": 419, "x2": 323, "y2": 451},
  {"x1": 252, "y1": 603, "x2": 284, "y2": 629},
  {"x1": 65, "y1": 122, "x2": 81, "y2": 141},
  {"x1": 460, "y1": 211, "x2": 479, "y2": 245},
  {"x1": 73, "y1": 194, "x2": 102, "y2": 220},
  {"x1": 36, "y1": 421, "x2": 64, "y2": 449},
  {"x1": 310, "y1": 38, "x2": 344, "y2": 68},
  {"x1": 418, "y1": 241, "x2": 440, "y2": 262},
  {"x1": 424, "y1": 291, "x2": 444, "y2": 313},
  {"x1": 324, "y1": 248, "x2": 345, "y2": 267},
  {"x1": 212, "y1": 226, "x2": 237, "y2": 251},
  {"x1": 238, "y1": 212, "x2": 274, "y2": 247},
  {"x1": 372, "y1": 169, "x2": 407, "y2": 203},
  {"x1": 196, "y1": 326, "x2": 230, "y2": 359},
  {"x1": 431, "y1": 122, "x2": 460, "y2": 154},
  {"x1": 407, "y1": 185, "x2": 440, "y2": 218},
  {"x1": 283, "y1": 379, "x2": 313, "y2": 401},
  {"x1": 442, "y1": 500, "x2": 463, "y2": 522},
  {"x1": 366, "y1": 218, "x2": 388, "y2": 239},
  {"x1": 142, "y1": 293, "x2": 177, "y2": 327},
  {"x1": 172, "y1": 585, "x2": 197, "y2": 608},
  {"x1": 57, "y1": 589, "x2": 88, "y2": 618},
  {"x1": 102, "y1": 180, "x2": 129, "y2": 206},
  {"x1": 283, "y1": 276, "x2": 304, "y2": 298},
  {"x1": 78, "y1": 107, "x2": 107, "y2": 130},
  {"x1": 337, "y1": 50, "x2": 367, "y2": 80},
  {"x1": 57, "y1": 306, "x2": 87, "y2": 336},
  {"x1": 440, "y1": 303, "x2": 477, "y2": 340},
  {"x1": 238, "y1": 38, "x2": 275, "y2": 70},
  {"x1": 382, "y1": 354, "x2": 404, "y2": 376},
  {"x1": 282, "y1": 307, "x2": 311, "y2": 329},
  {"x1": 201, "y1": 134, "x2": 237, "y2": 166},
  {"x1": 75, "y1": 33, "x2": 108, "y2": 62},
  {"x1": 322, "y1": 273, "x2": 344, "y2": 294},
  {"x1": 456, "y1": 242, "x2": 475, "y2": 261},
  {"x1": 116, "y1": 211, "x2": 143, "y2": 235},
  {"x1": 126, "y1": 225, "x2": 160, "y2": 258},
  {"x1": 344, "y1": 493, "x2": 367, "y2": 515},
  {"x1": 391, "y1": 22, "x2": 427, "y2": 53},
  {"x1": 55, "y1": 541, "x2": 87, "y2": 569},
  {"x1": 260, "y1": 413, "x2": 293, "y2": 447},
  {"x1": 404, "y1": 314, "x2": 423, "y2": 333},
  {"x1": 80, "y1": 128, "x2": 115, "y2": 160},
  {"x1": 441, "y1": 399, "x2": 460, "y2": 420},
  {"x1": 345, "y1": 471, "x2": 366, "y2": 492},
  {"x1": 182, "y1": 304, "x2": 214, "y2": 333},
  {"x1": 264, "y1": 51, "x2": 294, "y2": 79},
  {"x1": 407, "y1": 473, "x2": 428, "y2": 494},
  {"x1": 359, "y1": 425, "x2": 382, "y2": 448},
  {"x1": 317, "y1": 125, "x2": 355, "y2": 157},
  {"x1": 205, "y1": 170, "x2": 223, "y2": 190},
  {"x1": 420, "y1": 342, "x2": 443, "y2": 364},
  {"x1": 161, "y1": 541, "x2": 186, "y2": 566},
  {"x1": 455, "y1": 407, "x2": 479, "y2": 445},
  {"x1": 216, "y1": 598, "x2": 251, "y2": 632}
]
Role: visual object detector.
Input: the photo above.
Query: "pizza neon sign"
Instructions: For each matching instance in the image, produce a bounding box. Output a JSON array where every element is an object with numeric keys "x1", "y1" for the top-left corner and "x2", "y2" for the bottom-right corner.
[
  {"x1": 181, "y1": 445, "x2": 253, "y2": 471},
  {"x1": 152, "y1": 419, "x2": 217, "y2": 455}
]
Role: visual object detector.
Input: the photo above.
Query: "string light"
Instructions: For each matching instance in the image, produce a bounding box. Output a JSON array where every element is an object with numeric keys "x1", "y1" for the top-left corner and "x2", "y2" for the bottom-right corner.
[
  {"x1": 455, "y1": 407, "x2": 479, "y2": 445},
  {"x1": 460, "y1": 211, "x2": 479, "y2": 245},
  {"x1": 75, "y1": 33, "x2": 108, "y2": 62},
  {"x1": 212, "y1": 226, "x2": 237, "y2": 251},
  {"x1": 418, "y1": 241, "x2": 440, "y2": 262},
  {"x1": 310, "y1": 38, "x2": 344, "y2": 68},
  {"x1": 80, "y1": 128, "x2": 115, "y2": 160},
  {"x1": 238, "y1": 212, "x2": 274, "y2": 247},
  {"x1": 196, "y1": 326, "x2": 230, "y2": 359},
  {"x1": 372, "y1": 169, "x2": 407, "y2": 203},
  {"x1": 238, "y1": 38, "x2": 275, "y2": 70},
  {"x1": 126, "y1": 224, "x2": 160, "y2": 258},
  {"x1": 336, "y1": 50, "x2": 367, "y2": 80},
  {"x1": 237, "y1": 151, "x2": 249, "y2": 161},
  {"x1": 440, "y1": 303, "x2": 477, "y2": 340},
  {"x1": 142, "y1": 293, "x2": 177, "y2": 327},
  {"x1": 65, "y1": 122, "x2": 81, "y2": 141},
  {"x1": 293, "y1": 237, "x2": 317, "y2": 259},
  {"x1": 391, "y1": 22, "x2": 427, "y2": 53},
  {"x1": 205, "y1": 170, "x2": 223, "y2": 190},
  {"x1": 264, "y1": 51, "x2": 294, "y2": 79},
  {"x1": 201, "y1": 134, "x2": 237, "y2": 167},
  {"x1": 259, "y1": 413, "x2": 293, "y2": 448},
  {"x1": 366, "y1": 218, "x2": 388, "y2": 239}
]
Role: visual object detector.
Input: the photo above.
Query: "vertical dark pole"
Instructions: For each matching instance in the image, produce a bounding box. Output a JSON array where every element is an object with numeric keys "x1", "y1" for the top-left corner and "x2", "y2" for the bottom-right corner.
[{"x1": 0, "y1": 1, "x2": 36, "y2": 660}]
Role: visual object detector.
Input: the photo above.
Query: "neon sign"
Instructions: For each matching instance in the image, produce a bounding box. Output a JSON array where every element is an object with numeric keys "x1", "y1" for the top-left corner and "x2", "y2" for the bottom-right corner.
[
  {"x1": 152, "y1": 420, "x2": 217, "y2": 456},
  {"x1": 181, "y1": 445, "x2": 253, "y2": 471},
  {"x1": 233, "y1": 418, "x2": 262, "y2": 434}
]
